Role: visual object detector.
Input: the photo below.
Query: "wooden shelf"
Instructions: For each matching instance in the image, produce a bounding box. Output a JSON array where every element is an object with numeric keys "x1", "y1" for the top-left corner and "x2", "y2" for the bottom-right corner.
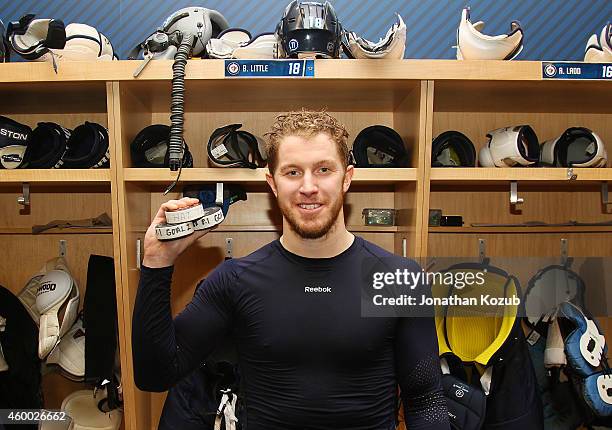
[
  {"x1": 0, "y1": 227, "x2": 113, "y2": 234},
  {"x1": 0, "y1": 169, "x2": 111, "y2": 184},
  {"x1": 430, "y1": 226, "x2": 612, "y2": 234},
  {"x1": 123, "y1": 167, "x2": 417, "y2": 184},
  {"x1": 429, "y1": 168, "x2": 612, "y2": 184},
  {"x1": 0, "y1": 60, "x2": 548, "y2": 83}
]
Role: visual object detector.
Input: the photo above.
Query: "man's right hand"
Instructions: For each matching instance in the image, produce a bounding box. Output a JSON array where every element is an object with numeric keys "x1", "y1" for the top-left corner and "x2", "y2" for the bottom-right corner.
[{"x1": 142, "y1": 197, "x2": 214, "y2": 268}]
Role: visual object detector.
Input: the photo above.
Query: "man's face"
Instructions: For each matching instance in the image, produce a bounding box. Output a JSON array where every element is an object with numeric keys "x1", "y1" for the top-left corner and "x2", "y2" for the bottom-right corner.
[{"x1": 266, "y1": 132, "x2": 353, "y2": 239}]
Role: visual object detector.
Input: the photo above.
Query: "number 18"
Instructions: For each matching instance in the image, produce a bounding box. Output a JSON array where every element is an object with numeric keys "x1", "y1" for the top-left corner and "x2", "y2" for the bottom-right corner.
[{"x1": 289, "y1": 62, "x2": 302, "y2": 75}]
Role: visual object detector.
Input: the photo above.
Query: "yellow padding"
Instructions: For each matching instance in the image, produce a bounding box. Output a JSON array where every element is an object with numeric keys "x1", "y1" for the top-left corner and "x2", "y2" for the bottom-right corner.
[{"x1": 434, "y1": 269, "x2": 518, "y2": 365}]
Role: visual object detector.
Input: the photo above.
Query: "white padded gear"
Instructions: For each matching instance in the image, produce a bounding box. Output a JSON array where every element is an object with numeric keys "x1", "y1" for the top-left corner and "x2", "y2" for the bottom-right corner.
[
  {"x1": 61, "y1": 389, "x2": 122, "y2": 430},
  {"x1": 8, "y1": 18, "x2": 63, "y2": 60},
  {"x1": 544, "y1": 317, "x2": 567, "y2": 367},
  {"x1": 49, "y1": 23, "x2": 115, "y2": 62},
  {"x1": 207, "y1": 30, "x2": 278, "y2": 59},
  {"x1": 36, "y1": 269, "x2": 80, "y2": 359},
  {"x1": 456, "y1": 8, "x2": 523, "y2": 60},
  {"x1": 584, "y1": 23, "x2": 612, "y2": 63},
  {"x1": 18, "y1": 257, "x2": 74, "y2": 324},
  {"x1": 47, "y1": 315, "x2": 85, "y2": 380},
  {"x1": 344, "y1": 14, "x2": 406, "y2": 59}
]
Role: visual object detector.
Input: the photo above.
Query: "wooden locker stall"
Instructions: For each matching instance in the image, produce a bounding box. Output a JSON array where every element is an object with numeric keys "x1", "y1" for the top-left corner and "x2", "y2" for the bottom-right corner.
[
  {"x1": 423, "y1": 77, "x2": 612, "y2": 357},
  {"x1": 112, "y1": 61, "x2": 428, "y2": 429},
  {"x1": 0, "y1": 76, "x2": 124, "y2": 428}
]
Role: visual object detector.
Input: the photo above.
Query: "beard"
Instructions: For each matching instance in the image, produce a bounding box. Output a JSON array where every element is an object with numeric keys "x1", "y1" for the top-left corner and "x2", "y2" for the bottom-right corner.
[{"x1": 279, "y1": 191, "x2": 344, "y2": 240}]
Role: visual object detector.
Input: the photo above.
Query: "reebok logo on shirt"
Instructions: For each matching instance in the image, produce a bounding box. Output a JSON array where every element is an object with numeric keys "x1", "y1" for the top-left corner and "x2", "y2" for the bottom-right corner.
[{"x1": 304, "y1": 286, "x2": 332, "y2": 293}]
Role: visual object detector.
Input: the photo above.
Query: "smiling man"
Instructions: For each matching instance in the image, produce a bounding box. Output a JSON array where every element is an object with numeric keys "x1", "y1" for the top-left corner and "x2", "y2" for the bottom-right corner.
[{"x1": 132, "y1": 110, "x2": 449, "y2": 430}]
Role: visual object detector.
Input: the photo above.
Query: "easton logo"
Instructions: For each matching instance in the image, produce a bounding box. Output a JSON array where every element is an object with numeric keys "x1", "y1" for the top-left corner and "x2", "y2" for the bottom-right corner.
[
  {"x1": 37, "y1": 283, "x2": 57, "y2": 295},
  {"x1": 0, "y1": 128, "x2": 28, "y2": 141}
]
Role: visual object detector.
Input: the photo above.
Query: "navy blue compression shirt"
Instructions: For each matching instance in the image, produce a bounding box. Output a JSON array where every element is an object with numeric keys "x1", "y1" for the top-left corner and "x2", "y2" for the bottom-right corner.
[{"x1": 132, "y1": 236, "x2": 449, "y2": 430}]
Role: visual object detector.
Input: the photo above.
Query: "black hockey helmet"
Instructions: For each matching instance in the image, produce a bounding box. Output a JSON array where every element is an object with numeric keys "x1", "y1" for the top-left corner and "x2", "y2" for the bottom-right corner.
[
  {"x1": 130, "y1": 124, "x2": 193, "y2": 168},
  {"x1": 431, "y1": 131, "x2": 476, "y2": 167},
  {"x1": 276, "y1": 0, "x2": 342, "y2": 58}
]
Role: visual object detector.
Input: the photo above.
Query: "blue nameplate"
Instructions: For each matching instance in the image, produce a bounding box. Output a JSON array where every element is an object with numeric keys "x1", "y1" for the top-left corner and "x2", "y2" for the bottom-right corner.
[
  {"x1": 225, "y1": 60, "x2": 315, "y2": 78},
  {"x1": 542, "y1": 62, "x2": 612, "y2": 80}
]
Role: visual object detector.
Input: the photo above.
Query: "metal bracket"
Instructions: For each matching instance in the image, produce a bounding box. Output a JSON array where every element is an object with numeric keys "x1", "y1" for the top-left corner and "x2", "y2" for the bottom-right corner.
[
  {"x1": 225, "y1": 238, "x2": 233, "y2": 260},
  {"x1": 59, "y1": 240, "x2": 67, "y2": 258},
  {"x1": 478, "y1": 238, "x2": 486, "y2": 264},
  {"x1": 602, "y1": 182, "x2": 611, "y2": 206},
  {"x1": 560, "y1": 238, "x2": 568, "y2": 266},
  {"x1": 510, "y1": 181, "x2": 523, "y2": 206},
  {"x1": 566, "y1": 167, "x2": 577, "y2": 181},
  {"x1": 136, "y1": 239, "x2": 142, "y2": 270},
  {"x1": 216, "y1": 183, "x2": 224, "y2": 206},
  {"x1": 17, "y1": 182, "x2": 30, "y2": 206}
]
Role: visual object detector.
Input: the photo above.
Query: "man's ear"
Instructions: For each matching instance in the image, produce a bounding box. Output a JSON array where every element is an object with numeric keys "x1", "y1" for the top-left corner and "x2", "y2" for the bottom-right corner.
[
  {"x1": 342, "y1": 165, "x2": 354, "y2": 193},
  {"x1": 266, "y1": 172, "x2": 278, "y2": 197}
]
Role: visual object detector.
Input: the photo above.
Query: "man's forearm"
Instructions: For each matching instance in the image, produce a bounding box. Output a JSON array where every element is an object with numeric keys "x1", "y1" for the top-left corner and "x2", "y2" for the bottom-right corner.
[{"x1": 132, "y1": 265, "x2": 180, "y2": 392}]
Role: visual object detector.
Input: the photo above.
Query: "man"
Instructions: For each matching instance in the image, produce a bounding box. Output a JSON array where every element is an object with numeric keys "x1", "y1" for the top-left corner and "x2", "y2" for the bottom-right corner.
[{"x1": 132, "y1": 111, "x2": 450, "y2": 430}]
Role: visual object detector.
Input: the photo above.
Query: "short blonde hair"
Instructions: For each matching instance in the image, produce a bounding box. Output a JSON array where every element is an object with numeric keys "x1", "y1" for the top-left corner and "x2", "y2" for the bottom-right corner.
[{"x1": 265, "y1": 110, "x2": 350, "y2": 174}]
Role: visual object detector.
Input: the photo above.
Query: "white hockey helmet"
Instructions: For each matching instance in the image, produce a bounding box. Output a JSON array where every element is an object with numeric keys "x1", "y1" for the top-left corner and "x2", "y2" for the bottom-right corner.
[
  {"x1": 479, "y1": 125, "x2": 540, "y2": 167},
  {"x1": 456, "y1": 7, "x2": 523, "y2": 60},
  {"x1": 540, "y1": 127, "x2": 607, "y2": 168}
]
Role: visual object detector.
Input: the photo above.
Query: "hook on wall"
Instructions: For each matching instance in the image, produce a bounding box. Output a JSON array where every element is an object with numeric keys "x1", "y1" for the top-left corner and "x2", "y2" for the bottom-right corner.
[{"x1": 17, "y1": 182, "x2": 30, "y2": 206}]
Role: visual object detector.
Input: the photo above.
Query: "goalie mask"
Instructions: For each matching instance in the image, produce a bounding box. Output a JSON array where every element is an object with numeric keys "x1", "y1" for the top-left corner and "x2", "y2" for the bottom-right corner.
[
  {"x1": 540, "y1": 127, "x2": 607, "y2": 168},
  {"x1": 456, "y1": 7, "x2": 523, "y2": 60},
  {"x1": 342, "y1": 14, "x2": 406, "y2": 60},
  {"x1": 207, "y1": 124, "x2": 267, "y2": 169},
  {"x1": 479, "y1": 125, "x2": 539, "y2": 167},
  {"x1": 584, "y1": 23, "x2": 612, "y2": 63},
  {"x1": 276, "y1": 0, "x2": 342, "y2": 59},
  {"x1": 206, "y1": 29, "x2": 279, "y2": 59},
  {"x1": 431, "y1": 131, "x2": 476, "y2": 167}
]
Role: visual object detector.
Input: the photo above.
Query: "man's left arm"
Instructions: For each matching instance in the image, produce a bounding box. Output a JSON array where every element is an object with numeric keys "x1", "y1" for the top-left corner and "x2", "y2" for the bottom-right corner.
[{"x1": 395, "y1": 313, "x2": 450, "y2": 429}]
